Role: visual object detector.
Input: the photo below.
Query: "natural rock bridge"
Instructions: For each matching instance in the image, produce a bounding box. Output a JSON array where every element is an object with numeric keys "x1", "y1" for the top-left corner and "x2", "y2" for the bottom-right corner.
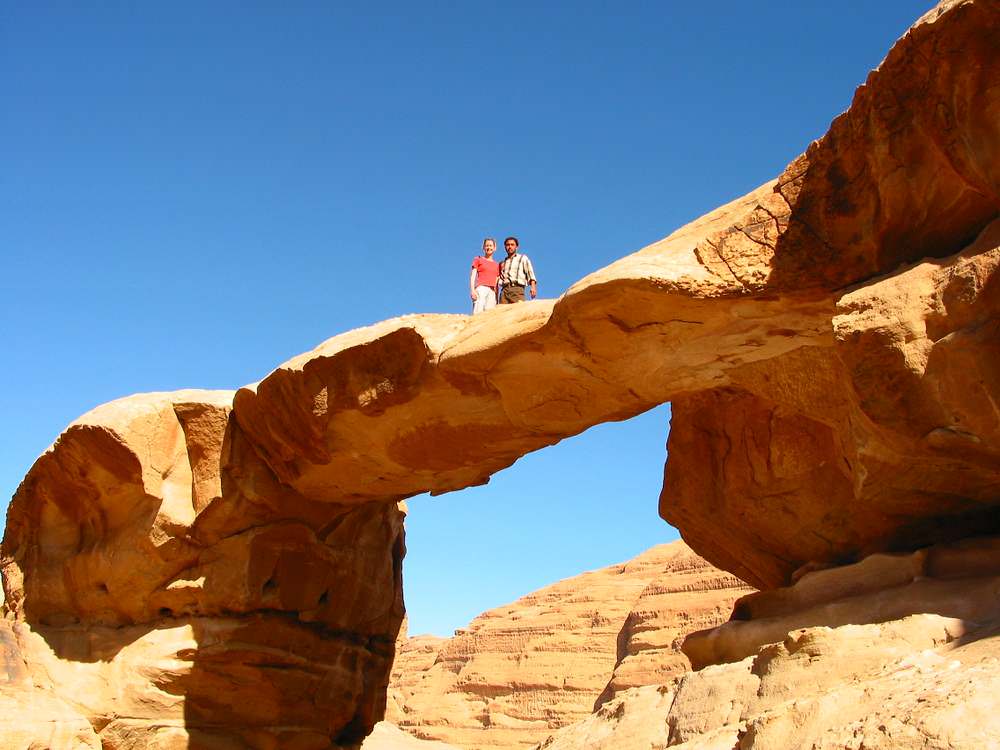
[{"x1": 2, "y1": 2, "x2": 999, "y2": 747}]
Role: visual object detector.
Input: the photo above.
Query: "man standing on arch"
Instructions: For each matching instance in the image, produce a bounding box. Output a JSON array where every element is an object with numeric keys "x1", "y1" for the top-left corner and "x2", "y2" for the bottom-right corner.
[{"x1": 498, "y1": 236, "x2": 538, "y2": 304}]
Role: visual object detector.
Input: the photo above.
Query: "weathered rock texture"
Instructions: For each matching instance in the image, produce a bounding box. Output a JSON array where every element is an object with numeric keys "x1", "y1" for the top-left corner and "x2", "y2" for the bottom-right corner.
[
  {"x1": 2, "y1": 1, "x2": 999, "y2": 747},
  {"x1": 651, "y1": 0, "x2": 1000, "y2": 587},
  {"x1": 1, "y1": 391, "x2": 406, "y2": 748},
  {"x1": 386, "y1": 542, "x2": 749, "y2": 750},
  {"x1": 536, "y1": 622, "x2": 1000, "y2": 750},
  {"x1": 534, "y1": 536, "x2": 1000, "y2": 750},
  {"x1": 684, "y1": 536, "x2": 1000, "y2": 671},
  {"x1": 596, "y1": 547, "x2": 753, "y2": 706},
  {"x1": 0, "y1": 620, "x2": 100, "y2": 749},
  {"x1": 662, "y1": 217, "x2": 1000, "y2": 588},
  {"x1": 228, "y1": 0, "x2": 1000, "y2": 590}
]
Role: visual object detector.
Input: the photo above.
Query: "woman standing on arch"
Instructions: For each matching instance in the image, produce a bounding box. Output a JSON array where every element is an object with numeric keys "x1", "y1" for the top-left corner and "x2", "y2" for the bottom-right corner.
[{"x1": 470, "y1": 237, "x2": 501, "y2": 314}]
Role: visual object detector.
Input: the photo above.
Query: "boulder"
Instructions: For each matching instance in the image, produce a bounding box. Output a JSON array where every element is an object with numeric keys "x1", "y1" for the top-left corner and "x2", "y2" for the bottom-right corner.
[{"x1": 1, "y1": 391, "x2": 405, "y2": 748}]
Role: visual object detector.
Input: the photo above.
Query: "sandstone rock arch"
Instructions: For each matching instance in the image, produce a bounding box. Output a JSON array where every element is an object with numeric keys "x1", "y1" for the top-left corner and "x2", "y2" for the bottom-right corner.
[{"x1": 2, "y1": 1, "x2": 999, "y2": 746}]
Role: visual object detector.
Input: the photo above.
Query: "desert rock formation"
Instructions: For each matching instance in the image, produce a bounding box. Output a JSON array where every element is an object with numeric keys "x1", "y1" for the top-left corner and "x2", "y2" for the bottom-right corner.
[
  {"x1": 386, "y1": 542, "x2": 749, "y2": 750},
  {"x1": 2, "y1": 1, "x2": 999, "y2": 747},
  {"x1": 656, "y1": 0, "x2": 1000, "y2": 587},
  {"x1": 596, "y1": 547, "x2": 753, "y2": 705},
  {"x1": 662, "y1": 217, "x2": 1000, "y2": 589},
  {"x1": 1, "y1": 391, "x2": 406, "y2": 748},
  {"x1": 0, "y1": 620, "x2": 100, "y2": 749},
  {"x1": 535, "y1": 536, "x2": 1000, "y2": 750},
  {"x1": 229, "y1": 0, "x2": 1000, "y2": 590}
]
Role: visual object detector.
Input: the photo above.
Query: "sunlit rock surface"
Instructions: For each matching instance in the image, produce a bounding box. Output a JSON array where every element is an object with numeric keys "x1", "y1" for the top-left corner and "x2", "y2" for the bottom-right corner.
[
  {"x1": 362, "y1": 722, "x2": 462, "y2": 750},
  {"x1": 2, "y1": 1, "x2": 999, "y2": 747},
  {"x1": 534, "y1": 537, "x2": 1000, "y2": 750},
  {"x1": 536, "y1": 620, "x2": 1000, "y2": 750},
  {"x1": 662, "y1": 219, "x2": 1000, "y2": 588},
  {"x1": 386, "y1": 542, "x2": 748, "y2": 750},
  {"x1": 231, "y1": 0, "x2": 1000, "y2": 588},
  {"x1": 682, "y1": 536, "x2": 1000, "y2": 670},
  {"x1": 1, "y1": 391, "x2": 405, "y2": 748},
  {"x1": 0, "y1": 620, "x2": 99, "y2": 749}
]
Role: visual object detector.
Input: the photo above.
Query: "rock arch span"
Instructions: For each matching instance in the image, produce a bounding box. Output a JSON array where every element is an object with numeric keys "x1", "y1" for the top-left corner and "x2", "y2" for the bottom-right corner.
[{"x1": 2, "y1": 2, "x2": 999, "y2": 746}]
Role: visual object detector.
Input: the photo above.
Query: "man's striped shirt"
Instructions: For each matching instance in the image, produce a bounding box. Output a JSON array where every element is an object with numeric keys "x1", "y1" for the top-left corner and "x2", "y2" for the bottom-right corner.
[{"x1": 499, "y1": 252, "x2": 537, "y2": 286}]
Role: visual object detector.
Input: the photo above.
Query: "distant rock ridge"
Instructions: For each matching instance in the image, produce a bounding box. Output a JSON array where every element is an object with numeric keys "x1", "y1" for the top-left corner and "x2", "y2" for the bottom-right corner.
[
  {"x1": 386, "y1": 542, "x2": 750, "y2": 750},
  {"x1": 533, "y1": 535, "x2": 1000, "y2": 750},
  {"x1": 2, "y1": 1, "x2": 999, "y2": 747}
]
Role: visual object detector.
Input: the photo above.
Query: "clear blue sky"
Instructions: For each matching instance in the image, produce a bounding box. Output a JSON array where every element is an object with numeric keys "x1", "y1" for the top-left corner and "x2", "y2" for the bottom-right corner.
[{"x1": 1, "y1": 1, "x2": 930, "y2": 636}]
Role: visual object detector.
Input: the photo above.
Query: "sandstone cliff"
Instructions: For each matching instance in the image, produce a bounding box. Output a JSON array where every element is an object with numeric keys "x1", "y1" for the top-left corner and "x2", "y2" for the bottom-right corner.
[
  {"x1": 534, "y1": 536, "x2": 1000, "y2": 750},
  {"x1": 657, "y1": 0, "x2": 1000, "y2": 588},
  {"x1": 1, "y1": 391, "x2": 406, "y2": 748},
  {"x1": 386, "y1": 542, "x2": 750, "y2": 750},
  {"x1": 2, "y1": 1, "x2": 998, "y2": 747},
  {"x1": 226, "y1": 0, "x2": 1000, "y2": 590}
]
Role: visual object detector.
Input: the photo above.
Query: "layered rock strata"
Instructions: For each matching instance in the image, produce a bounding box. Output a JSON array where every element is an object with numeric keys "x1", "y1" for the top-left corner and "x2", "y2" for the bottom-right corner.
[
  {"x1": 656, "y1": 0, "x2": 1000, "y2": 587},
  {"x1": 536, "y1": 618, "x2": 1000, "y2": 750},
  {"x1": 534, "y1": 536, "x2": 1000, "y2": 750},
  {"x1": 2, "y1": 1, "x2": 998, "y2": 747},
  {"x1": 1, "y1": 391, "x2": 405, "y2": 748},
  {"x1": 596, "y1": 547, "x2": 753, "y2": 705},
  {"x1": 683, "y1": 535, "x2": 1000, "y2": 671},
  {"x1": 386, "y1": 542, "x2": 749, "y2": 750}
]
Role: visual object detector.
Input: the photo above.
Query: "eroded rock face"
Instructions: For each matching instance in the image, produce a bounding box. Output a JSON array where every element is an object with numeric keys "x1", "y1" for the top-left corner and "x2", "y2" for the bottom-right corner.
[
  {"x1": 0, "y1": 620, "x2": 100, "y2": 750},
  {"x1": 661, "y1": 219, "x2": 1000, "y2": 588},
  {"x1": 230, "y1": 0, "x2": 999, "y2": 588},
  {"x1": 650, "y1": 0, "x2": 1000, "y2": 587},
  {"x1": 1, "y1": 391, "x2": 405, "y2": 748},
  {"x1": 595, "y1": 546, "x2": 752, "y2": 706},
  {"x1": 683, "y1": 535, "x2": 1000, "y2": 670},
  {"x1": 386, "y1": 542, "x2": 748, "y2": 750},
  {"x1": 692, "y1": 0, "x2": 1000, "y2": 296},
  {"x1": 2, "y1": 1, "x2": 999, "y2": 747},
  {"x1": 535, "y1": 538, "x2": 1000, "y2": 750}
]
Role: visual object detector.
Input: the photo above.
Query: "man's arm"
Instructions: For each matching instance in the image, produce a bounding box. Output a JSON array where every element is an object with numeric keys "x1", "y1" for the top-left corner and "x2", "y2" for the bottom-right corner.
[
  {"x1": 469, "y1": 265, "x2": 478, "y2": 301},
  {"x1": 525, "y1": 257, "x2": 538, "y2": 299}
]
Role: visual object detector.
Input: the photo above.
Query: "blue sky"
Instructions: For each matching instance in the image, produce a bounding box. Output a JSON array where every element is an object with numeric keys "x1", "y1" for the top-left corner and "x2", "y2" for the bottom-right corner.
[{"x1": 1, "y1": 1, "x2": 930, "y2": 635}]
